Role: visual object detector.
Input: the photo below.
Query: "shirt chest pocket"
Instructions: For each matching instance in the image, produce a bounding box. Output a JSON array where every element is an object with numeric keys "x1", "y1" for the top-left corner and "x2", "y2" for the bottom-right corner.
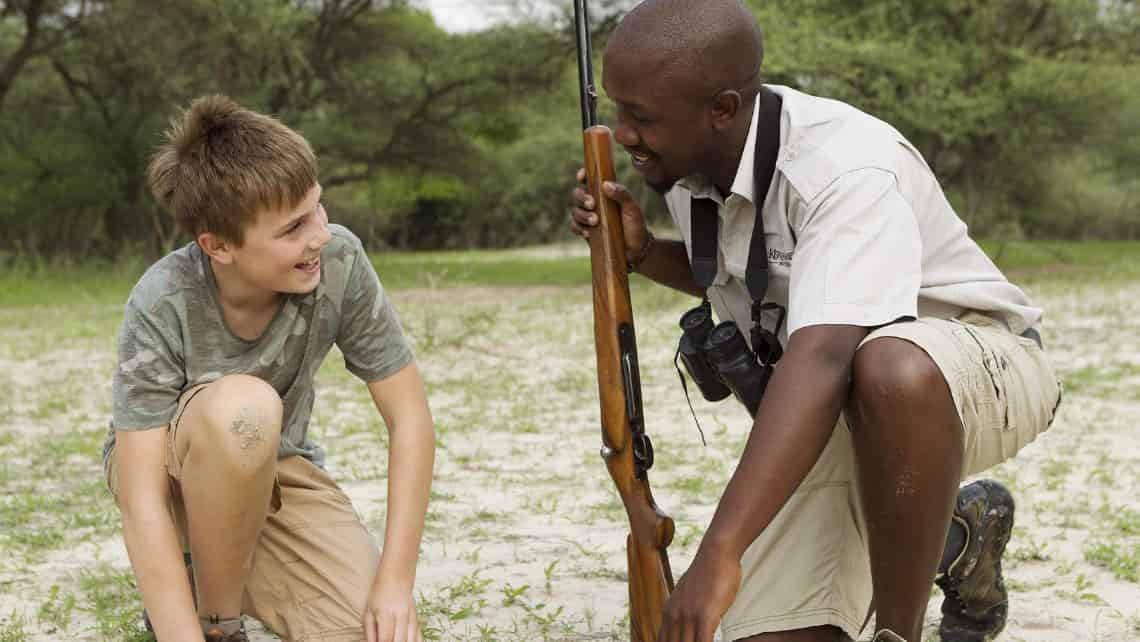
[{"x1": 723, "y1": 240, "x2": 792, "y2": 304}]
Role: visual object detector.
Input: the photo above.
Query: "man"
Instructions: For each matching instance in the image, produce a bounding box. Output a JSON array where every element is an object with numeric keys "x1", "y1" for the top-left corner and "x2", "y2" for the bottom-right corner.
[{"x1": 570, "y1": 2, "x2": 1061, "y2": 641}]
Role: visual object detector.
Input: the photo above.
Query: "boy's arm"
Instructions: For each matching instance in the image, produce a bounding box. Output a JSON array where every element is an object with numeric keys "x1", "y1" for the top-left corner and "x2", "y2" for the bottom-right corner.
[
  {"x1": 114, "y1": 428, "x2": 204, "y2": 642},
  {"x1": 363, "y1": 361, "x2": 435, "y2": 640}
]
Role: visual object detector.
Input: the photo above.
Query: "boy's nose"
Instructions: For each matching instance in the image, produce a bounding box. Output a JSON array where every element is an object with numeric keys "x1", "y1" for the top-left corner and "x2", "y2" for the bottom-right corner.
[{"x1": 310, "y1": 224, "x2": 330, "y2": 250}]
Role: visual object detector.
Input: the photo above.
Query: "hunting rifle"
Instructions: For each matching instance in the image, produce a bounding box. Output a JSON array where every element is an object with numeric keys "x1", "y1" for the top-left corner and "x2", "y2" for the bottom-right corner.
[{"x1": 573, "y1": 2, "x2": 675, "y2": 641}]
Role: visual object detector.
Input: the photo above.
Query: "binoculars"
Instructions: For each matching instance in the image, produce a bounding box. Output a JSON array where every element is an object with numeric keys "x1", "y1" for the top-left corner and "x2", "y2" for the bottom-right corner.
[{"x1": 676, "y1": 302, "x2": 782, "y2": 417}]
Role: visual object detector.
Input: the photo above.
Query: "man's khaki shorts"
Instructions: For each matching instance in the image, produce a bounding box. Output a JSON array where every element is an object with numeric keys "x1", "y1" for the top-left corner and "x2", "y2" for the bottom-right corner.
[
  {"x1": 720, "y1": 313, "x2": 1062, "y2": 641},
  {"x1": 106, "y1": 384, "x2": 380, "y2": 642}
]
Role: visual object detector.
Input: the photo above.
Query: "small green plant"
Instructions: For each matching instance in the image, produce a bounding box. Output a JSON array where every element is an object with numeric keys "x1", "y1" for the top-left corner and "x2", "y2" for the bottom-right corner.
[
  {"x1": 1084, "y1": 539, "x2": 1140, "y2": 582},
  {"x1": 500, "y1": 583, "x2": 530, "y2": 608},
  {"x1": 36, "y1": 585, "x2": 76, "y2": 636},
  {"x1": 0, "y1": 612, "x2": 28, "y2": 642},
  {"x1": 543, "y1": 560, "x2": 558, "y2": 594}
]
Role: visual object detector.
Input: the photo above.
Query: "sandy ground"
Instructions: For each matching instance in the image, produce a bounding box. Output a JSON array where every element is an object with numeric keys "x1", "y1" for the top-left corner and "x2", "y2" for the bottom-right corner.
[{"x1": 1, "y1": 276, "x2": 1138, "y2": 641}]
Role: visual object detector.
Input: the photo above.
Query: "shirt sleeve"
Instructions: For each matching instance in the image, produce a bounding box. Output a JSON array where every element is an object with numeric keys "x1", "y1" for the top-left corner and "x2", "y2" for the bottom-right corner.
[
  {"x1": 336, "y1": 243, "x2": 414, "y2": 383},
  {"x1": 111, "y1": 299, "x2": 187, "y2": 431},
  {"x1": 786, "y1": 168, "x2": 921, "y2": 335}
]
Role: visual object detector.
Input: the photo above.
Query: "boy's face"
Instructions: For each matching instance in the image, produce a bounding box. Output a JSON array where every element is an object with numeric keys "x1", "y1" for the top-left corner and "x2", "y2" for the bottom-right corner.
[{"x1": 216, "y1": 184, "x2": 331, "y2": 296}]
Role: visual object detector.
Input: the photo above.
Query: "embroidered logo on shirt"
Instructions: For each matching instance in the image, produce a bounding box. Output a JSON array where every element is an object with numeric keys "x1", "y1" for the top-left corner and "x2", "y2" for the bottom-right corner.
[{"x1": 768, "y1": 247, "x2": 793, "y2": 266}]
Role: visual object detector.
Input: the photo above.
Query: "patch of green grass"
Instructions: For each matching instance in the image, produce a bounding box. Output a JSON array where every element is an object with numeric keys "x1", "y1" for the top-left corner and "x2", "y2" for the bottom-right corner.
[
  {"x1": 0, "y1": 612, "x2": 28, "y2": 642},
  {"x1": 374, "y1": 252, "x2": 592, "y2": 289},
  {"x1": 36, "y1": 584, "x2": 77, "y2": 637},
  {"x1": 1084, "y1": 538, "x2": 1140, "y2": 582},
  {"x1": 77, "y1": 564, "x2": 152, "y2": 641},
  {"x1": 0, "y1": 257, "x2": 147, "y2": 308},
  {"x1": 1060, "y1": 362, "x2": 1140, "y2": 399},
  {"x1": 981, "y1": 240, "x2": 1140, "y2": 284},
  {"x1": 1040, "y1": 458, "x2": 1074, "y2": 491},
  {"x1": 7, "y1": 241, "x2": 1138, "y2": 308},
  {"x1": 418, "y1": 570, "x2": 493, "y2": 640}
]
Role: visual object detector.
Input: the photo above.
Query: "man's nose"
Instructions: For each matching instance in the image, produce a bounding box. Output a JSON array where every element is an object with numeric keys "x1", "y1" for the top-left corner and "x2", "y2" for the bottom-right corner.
[{"x1": 613, "y1": 120, "x2": 639, "y2": 148}]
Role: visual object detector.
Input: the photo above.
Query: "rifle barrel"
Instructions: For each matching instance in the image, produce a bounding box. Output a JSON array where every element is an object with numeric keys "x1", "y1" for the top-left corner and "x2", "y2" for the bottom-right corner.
[{"x1": 573, "y1": 0, "x2": 598, "y2": 129}]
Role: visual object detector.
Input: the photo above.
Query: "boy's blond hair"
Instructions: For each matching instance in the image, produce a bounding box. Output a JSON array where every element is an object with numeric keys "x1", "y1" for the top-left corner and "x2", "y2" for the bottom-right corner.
[{"x1": 147, "y1": 95, "x2": 317, "y2": 245}]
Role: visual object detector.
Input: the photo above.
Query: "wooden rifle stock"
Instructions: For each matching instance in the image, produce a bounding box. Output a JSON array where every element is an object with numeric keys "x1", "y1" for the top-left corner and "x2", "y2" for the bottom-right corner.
[
  {"x1": 582, "y1": 126, "x2": 675, "y2": 642},
  {"x1": 574, "y1": 3, "x2": 673, "y2": 637}
]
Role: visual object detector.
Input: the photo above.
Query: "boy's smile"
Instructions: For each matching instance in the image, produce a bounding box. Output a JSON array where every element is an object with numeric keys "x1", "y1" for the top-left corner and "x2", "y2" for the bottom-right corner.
[{"x1": 201, "y1": 183, "x2": 331, "y2": 311}]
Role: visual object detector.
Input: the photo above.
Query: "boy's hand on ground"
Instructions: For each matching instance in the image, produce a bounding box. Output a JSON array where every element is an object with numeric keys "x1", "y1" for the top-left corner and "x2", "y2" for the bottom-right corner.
[
  {"x1": 569, "y1": 168, "x2": 651, "y2": 259},
  {"x1": 658, "y1": 545, "x2": 741, "y2": 642},
  {"x1": 363, "y1": 580, "x2": 422, "y2": 642}
]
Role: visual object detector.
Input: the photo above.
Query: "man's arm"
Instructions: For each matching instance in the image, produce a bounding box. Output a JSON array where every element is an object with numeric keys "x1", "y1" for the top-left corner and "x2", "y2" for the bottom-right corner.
[
  {"x1": 363, "y1": 361, "x2": 435, "y2": 642},
  {"x1": 570, "y1": 171, "x2": 703, "y2": 298},
  {"x1": 628, "y1": 237, "x2": 703, "y2": 298},
  {"x1": 659, "y1": 323, "x2": 868, "y2": 642},
  {"x1": 114, "y1": 428, "x2": 204, "y2": 642}
]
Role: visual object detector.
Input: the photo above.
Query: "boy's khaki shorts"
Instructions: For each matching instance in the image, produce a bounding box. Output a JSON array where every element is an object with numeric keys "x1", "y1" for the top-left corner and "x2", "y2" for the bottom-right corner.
[
  {"x1": 106, "y1": 384, "x2": 380, "y2": 642},
  {"x1": 720, "y1": 313, "x2": 1062, "y2": 641}
]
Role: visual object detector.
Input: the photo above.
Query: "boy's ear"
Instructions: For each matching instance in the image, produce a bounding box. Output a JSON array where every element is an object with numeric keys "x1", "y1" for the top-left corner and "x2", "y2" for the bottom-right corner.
[{"x1": 197, "y1": 232, "x2": 235, "y2": 264}]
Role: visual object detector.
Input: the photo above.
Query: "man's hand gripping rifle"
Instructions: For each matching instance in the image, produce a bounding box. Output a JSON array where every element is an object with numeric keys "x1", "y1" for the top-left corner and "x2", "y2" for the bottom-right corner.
[{"x1": 573, "y1": 3, "x2": 675, "y2": 641}]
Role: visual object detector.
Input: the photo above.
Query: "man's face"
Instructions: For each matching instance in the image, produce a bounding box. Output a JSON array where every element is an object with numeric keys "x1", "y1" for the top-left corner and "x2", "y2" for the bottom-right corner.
[
  {"x1": 228, "y1": 183, "x2": 331, "y2": 296},
  {"x1": 602, "y1": 52, "x2": 711, "y2": 193}
]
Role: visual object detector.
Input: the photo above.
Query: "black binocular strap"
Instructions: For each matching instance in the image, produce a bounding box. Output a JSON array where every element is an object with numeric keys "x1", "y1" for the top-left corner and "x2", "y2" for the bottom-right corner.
[{"x1": 689, "y1": 86, "x2": 784, "y2": 304}]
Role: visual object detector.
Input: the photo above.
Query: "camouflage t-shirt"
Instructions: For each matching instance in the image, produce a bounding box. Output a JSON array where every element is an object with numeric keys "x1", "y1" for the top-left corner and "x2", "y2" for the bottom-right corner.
[{"x1": 105, "y1": 224, "x2": 413, "y2": 467}]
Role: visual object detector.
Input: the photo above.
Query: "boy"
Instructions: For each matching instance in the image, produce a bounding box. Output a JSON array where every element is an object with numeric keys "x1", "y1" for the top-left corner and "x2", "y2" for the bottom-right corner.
[
  {"x1": 570, "y1": 1, "x2": 1061, "y2": 641},
  {"x1": 104, "y1": 95, "x2": 434, "y2": 642}
]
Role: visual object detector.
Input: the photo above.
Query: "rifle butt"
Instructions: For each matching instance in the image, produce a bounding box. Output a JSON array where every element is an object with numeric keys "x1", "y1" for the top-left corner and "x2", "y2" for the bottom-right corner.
[{"x1": 627, "y1": 528, "x2": 675, "y2": 642}]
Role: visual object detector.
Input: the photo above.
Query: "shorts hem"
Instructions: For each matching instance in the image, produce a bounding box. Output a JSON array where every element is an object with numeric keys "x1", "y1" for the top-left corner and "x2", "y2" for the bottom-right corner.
[
  {"x1": 721, "y1": 607, "x2": 864, "y2": 641},
  {"x1": 294, "y1": 625, "x2": 366, "y2": 642}
]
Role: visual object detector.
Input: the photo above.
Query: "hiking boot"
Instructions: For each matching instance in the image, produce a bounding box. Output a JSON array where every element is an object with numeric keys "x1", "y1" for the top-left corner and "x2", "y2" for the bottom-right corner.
[{"x1": 936, "y1": 479, "x2": 1015, "y2": 642}]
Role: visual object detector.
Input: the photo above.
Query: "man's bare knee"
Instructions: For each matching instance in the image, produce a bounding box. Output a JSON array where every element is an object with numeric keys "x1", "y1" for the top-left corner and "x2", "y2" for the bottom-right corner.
[
  {"x1": 847, "y1": 336, "x2": 945, "y2": 425},
  {"x1": 190, "y1": 375, "x2": 283, "y2": 467}
]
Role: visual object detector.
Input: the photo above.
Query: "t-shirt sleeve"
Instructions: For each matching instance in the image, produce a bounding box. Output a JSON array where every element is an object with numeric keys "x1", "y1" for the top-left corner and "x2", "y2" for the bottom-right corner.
[
  {"x1": 111, "y1": 299, "x2": 187, "y2": 431},
  {"x1": 336, "y1": 243, "x2": 414, "y2": 383},
  {"x1": 786, "y1": 168, "x2": 921, "y2": 335}
]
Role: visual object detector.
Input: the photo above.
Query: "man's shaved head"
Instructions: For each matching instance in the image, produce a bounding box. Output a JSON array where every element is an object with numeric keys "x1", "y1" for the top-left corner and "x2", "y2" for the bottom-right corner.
[{"x1": 606, "y1": 0, "x2": 763, "y2": 104}]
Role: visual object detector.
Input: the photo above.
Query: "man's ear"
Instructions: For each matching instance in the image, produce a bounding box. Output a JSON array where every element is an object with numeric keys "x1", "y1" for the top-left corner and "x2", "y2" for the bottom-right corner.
[
  {"x1": 710, "y1": 89, "x2": 742, "y2": 132},
  {"x1": 197, "y1": 232, "x2": 235, "y2": 265}
]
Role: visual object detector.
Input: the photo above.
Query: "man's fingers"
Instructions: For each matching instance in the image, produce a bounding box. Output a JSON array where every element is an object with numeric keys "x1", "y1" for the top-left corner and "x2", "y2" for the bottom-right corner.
[
  {"x1": 572, "y1": 206, "x2": 598, "y2": 226},
  {"x1": 698, "y1": 616, "x2": 718, "y2": 642},
  {"x1": 576, "y1": 167, "x2": 586, "y2": 184},
  {"x1": 572, "y1": 186, "x2": 595, "y2": 210},
  {"x1": 602, "y1": 181, "x2": 636, "y2": 206}
]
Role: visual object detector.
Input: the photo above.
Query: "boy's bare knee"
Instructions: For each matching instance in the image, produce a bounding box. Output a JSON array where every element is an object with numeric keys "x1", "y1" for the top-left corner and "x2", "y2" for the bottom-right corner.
[{"x1": 194, "y1": 375, "x2": 283, "y2": 465}]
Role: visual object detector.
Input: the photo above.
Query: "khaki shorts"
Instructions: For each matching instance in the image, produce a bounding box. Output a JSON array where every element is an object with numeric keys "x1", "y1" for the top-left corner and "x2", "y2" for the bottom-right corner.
[
  {"x1": 720, "y1": 313, "x2": 1062, "y2": 641},
  {"x1": 106, "y1": 385, "x2": 380, "y2": 642}
]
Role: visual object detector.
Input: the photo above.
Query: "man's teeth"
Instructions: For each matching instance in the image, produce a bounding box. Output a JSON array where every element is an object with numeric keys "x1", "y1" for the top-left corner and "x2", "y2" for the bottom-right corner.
[{"x1": 632, "y1": 152, "x2": 650, "y2": 162}]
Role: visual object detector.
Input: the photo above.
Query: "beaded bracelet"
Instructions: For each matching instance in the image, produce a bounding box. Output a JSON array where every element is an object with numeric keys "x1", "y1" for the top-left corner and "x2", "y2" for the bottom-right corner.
[{"x1": 626, "y1": 231, "x2": 656, "y2": 273}]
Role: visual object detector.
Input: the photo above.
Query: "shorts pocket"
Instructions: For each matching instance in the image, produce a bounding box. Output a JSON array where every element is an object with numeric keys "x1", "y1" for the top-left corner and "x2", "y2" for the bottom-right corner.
[{"x1": 955, "y1": 322, "x2": 1012, "y2": 431}]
